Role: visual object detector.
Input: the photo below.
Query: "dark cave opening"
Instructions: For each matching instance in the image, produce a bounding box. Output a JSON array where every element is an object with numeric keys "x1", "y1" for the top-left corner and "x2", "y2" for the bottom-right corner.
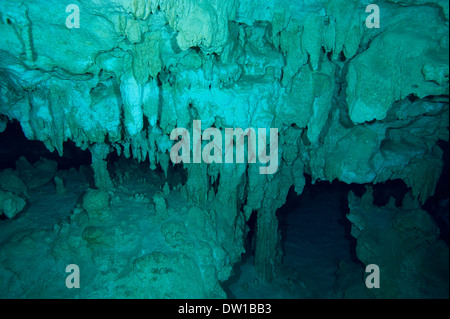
[
  {"x1": 274, "y1": 171, "x2": 448, "y2": 282},
  {"x1": 106, "y1": 150, "x2": 188, "y2": 191},
  {"x1": 276, "y1": 176, "x2": 365, "y2": 269},
  {"x1": 223, "y1": 176, "x2": 368, "y2": 298},
  {"x1": 372, "y1": 179, "x2": 409, "y2": 207},
  {"x1": 222, "y1": 208, "x2": 257, "y2": 299},
  {"x1": 225, "y1": 162, "x2": 449, "y2": 297},
  {"x1": 240, "y1": 209, "x2": 257, "y2": 267},
  {"x1": 0, "y1": 120, "x2": 91, "y2": 170},
  {"x1": 0, "y1": 120, "x2": 190, "y2": 192},
  {"x1": 423, "y1": 140, "x2": 449, "y2": 244},
  {"x1": 1, "y1": 119, "x2": 448, "y2": 297}
]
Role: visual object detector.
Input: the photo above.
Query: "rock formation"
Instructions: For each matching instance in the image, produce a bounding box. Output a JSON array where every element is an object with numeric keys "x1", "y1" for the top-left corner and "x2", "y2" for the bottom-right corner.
[
  {"x1": 344, "y1": 187, "x2": 449, "y2": 298},
  {"x1": 0, "y1": 0, "x2": 448, "y2": 298}
]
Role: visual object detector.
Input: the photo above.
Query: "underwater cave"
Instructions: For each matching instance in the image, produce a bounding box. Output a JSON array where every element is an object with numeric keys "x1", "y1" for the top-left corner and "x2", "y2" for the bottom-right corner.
[{"x1": 0, "y1": 0, "x2": 448, "y2": 300}]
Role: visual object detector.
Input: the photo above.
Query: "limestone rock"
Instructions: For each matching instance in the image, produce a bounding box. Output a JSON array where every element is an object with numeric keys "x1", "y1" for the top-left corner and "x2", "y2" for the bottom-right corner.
[
  {"x1": 152, "y1": 192, "x2": 168, "y2": 221},
  {"x1": 0, "y1": 169, "x2": 28, "y2": 198},
  {"x1": 347, "y1": 22, "x2": 448, "y2": 124},
  {"x1": 15, "y1": 157, "x2": 57, "y2": 189},
  {"x1": 82, "y1": 226, "x2": 112, "y2": 246},
  {"x1": 0, "y1": 169, "x2": 28, "y2": 219},
  {"x1": 0, "y1": 0, "x2": 448, "y2": 298},
  {"x1": 82, "y1": 189, "x2": 111, "y2": 221},
  {"x1": 53, "y1": 176, "x2": 66, "y2": 195},
  {"x1": 0, "y1": 189, "x2": 26, "y2": 219},
  {"x1": 347, "y1": 189, "x2": 449, "y2": 298},
  {"x1": 130, "y1": 251, "x2": 225, "y2": 298}
]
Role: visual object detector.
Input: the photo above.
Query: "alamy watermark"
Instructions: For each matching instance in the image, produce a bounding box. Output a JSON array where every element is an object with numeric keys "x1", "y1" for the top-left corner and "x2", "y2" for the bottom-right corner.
[
  {"x1": 66, "y1": 4, "x2": 80, "y2": 29},
  {"x1": 169, "y1": 120, "x2": 279, "y2": 175},
  {"x1": 65, "y1": 264, "x2": 80, "y2": 288},
  {"x1": 65, "y1": 4, "x2": 380, "y2": 29},
  {"x1": 365, "y1": 4, "x2": 380, "y2": 29},
  {"x1": 365, "y1": 264, "x2": 380, "y2": 289}
]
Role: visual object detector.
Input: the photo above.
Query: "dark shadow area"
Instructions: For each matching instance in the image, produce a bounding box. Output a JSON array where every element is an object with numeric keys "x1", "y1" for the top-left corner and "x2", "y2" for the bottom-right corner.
[
  {"x1": 372, "y1": 179, "x2": 409, "y2": 207},
  {"x1": 276, "y1": 175, "x2": 366, "y2": 265},
  {"x1": 423, "y1": 140, "x2": 449, "y2": 245},
  {"x1": 107, "y1": 150, "x2": 188, "y2": 190},
  {"x1": 0, "y1": 120, "x2": 91, "y2": 170},
  {"x1": 222, "y1": 209, "x2": 257, "y2": 299}
]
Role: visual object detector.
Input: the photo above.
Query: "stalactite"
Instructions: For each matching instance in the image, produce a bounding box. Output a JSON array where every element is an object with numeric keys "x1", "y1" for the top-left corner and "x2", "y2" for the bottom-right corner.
[
  {"x1": 0, "y1": 0, "x2": 448, "y2": 298},
  {"x1": 90, "y1": 143, "x2": 113, "y2": 190}
]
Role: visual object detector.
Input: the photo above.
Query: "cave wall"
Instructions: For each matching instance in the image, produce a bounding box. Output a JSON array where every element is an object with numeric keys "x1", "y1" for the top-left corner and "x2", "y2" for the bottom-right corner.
[
  {"x1": 346, "y1": 187, "x2": 449, "y2": 298},
  {"x1": 0, "y1": 0, "x2": 448, "y2": 295}
]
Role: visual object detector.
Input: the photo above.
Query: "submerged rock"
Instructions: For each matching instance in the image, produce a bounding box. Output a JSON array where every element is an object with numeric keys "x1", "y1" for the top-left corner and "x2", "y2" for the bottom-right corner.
[
  {"x1": 0, "y1": 0, "x2": 448, "y2": 298},
  {"x1": 0, "y1": 189, "x2": 26, "y2": 219}
]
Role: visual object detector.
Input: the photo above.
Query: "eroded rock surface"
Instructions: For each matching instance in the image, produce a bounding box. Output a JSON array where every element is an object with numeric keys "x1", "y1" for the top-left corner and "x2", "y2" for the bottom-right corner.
[{"x1": 0, "y1": 0, "x2": 448, "y2": 298}]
